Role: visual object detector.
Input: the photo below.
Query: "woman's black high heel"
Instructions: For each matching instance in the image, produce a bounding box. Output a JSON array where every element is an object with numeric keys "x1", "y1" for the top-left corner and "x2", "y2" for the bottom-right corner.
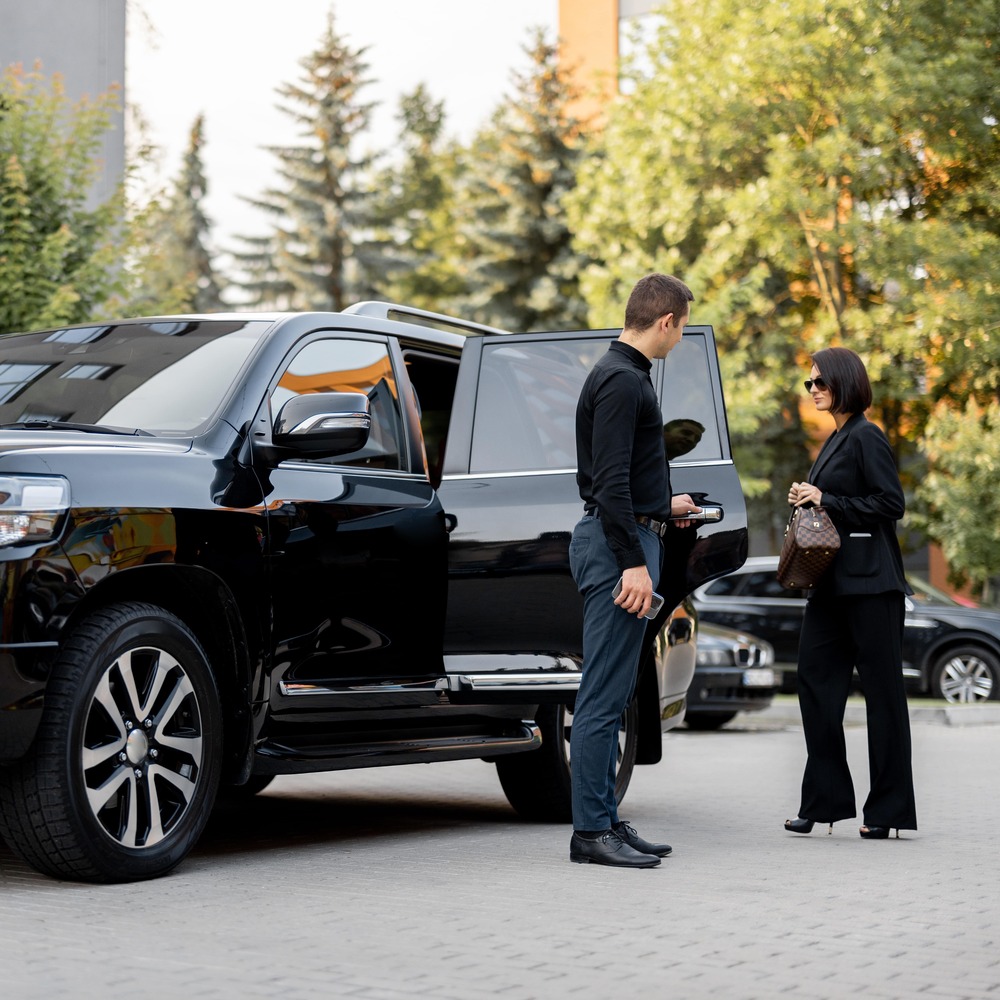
[
  {"x1": 859, "y1": 826, "x2": 899, "y2": 839},
  {"x1": 784, "y1": 818, "x2": 833, "y2": 835}
]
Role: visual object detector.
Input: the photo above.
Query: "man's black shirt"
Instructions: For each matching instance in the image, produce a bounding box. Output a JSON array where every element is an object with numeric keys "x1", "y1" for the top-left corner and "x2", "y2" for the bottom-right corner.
[{"x1": 576, "y1": 340, "x2": 671, "y2": 571}]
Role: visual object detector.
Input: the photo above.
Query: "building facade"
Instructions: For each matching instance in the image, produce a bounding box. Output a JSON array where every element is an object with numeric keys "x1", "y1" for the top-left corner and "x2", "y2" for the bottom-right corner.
[
  {"x1": 559, "y1": 0, "x2": 657, "y2": 120},
  {"x1": 0, "y1": 0, "x2": 127, "y2": 208}
]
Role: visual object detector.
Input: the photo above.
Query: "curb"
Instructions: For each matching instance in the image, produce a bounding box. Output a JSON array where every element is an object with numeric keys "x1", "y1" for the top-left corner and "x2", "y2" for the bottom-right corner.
[{"x1": 755, "y1": 698, "x2": 1000, "y2": 727}]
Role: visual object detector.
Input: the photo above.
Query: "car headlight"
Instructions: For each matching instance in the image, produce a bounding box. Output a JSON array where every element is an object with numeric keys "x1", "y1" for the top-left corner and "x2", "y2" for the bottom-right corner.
[
  {"x1": 697, "y1": 647, "x2": 733, "y2": 666},
  {"x1": 0, "y1": 475, "x2": 71, "y2": 546}
]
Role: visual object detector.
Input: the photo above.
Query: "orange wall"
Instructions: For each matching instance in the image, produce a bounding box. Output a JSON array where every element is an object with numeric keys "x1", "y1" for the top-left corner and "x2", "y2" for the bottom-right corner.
[{"x1": 559, "y1": 0, "x2": 620, "y2": 123}]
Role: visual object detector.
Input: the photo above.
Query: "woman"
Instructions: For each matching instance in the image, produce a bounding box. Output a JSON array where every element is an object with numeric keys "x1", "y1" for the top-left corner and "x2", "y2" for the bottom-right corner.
[{"x1": 783, "y1": 347, "x2": 917, "y2": 840}]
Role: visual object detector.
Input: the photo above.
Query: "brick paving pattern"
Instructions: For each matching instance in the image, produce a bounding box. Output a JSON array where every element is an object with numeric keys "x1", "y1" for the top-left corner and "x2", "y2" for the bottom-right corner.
[{"x1": 2, "y1": 704, "x2": 999, "y2": 999}]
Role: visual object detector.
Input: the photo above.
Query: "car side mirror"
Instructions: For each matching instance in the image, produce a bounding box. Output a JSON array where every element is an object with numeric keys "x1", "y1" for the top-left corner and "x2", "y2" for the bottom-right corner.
[{"x1": 272, "y1": 391, "x2": 372, "y2": 456}]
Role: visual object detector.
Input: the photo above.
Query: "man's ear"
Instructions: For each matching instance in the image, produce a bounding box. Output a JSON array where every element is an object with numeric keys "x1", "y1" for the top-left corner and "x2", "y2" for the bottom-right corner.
[{"x1": 661, "y1": 312, "x2": 675, "y2": 330}]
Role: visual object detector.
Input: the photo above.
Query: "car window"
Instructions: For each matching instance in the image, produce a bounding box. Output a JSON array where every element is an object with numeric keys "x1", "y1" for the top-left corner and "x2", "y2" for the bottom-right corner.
[
  {"x1": 401, "y1": 348, "x2": 459, "y2": 488},
  {"x1": 659, "y1": 334, "x2": 723, "y2": 463},
  {"x1": 470, "y1": 339, "x2": 607, "y2": 473},
  {"x1": 702, "y1": 576, "x2": 742, "y2": 597},
  {"x1": 469, "y1": 331, "x2": 727, "y2": 474},
  {"x1": 743, "y1": 571, "x2": 805, "y2": 600},
  {"x1": 271, "y1": 339, "x2": 405, "y2": 471}
]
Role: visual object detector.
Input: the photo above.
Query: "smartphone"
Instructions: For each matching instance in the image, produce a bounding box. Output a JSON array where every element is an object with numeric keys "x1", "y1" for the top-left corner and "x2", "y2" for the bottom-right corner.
[{"x1": 612, "y1": 576, "x2": 665, "y2": 619}]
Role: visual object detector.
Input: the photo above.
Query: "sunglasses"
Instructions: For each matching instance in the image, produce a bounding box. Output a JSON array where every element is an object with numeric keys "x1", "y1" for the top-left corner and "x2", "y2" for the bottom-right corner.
[{"x1": 803, "y1": 377, "x2": 829, "y2": 391}]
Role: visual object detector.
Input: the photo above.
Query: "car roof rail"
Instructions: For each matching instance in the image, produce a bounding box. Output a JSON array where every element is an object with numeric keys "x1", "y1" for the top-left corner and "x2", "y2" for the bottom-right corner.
[{"x1": 343, "y1": 300, "x2": 511, "y2": 338}]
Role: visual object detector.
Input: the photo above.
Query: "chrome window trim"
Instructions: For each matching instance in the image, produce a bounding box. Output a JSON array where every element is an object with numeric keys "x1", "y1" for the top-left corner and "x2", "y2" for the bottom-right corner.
[
  {"x1": 276, "y1": 461, "x2": 427, "y2": 481},
  {"x1": 443, "y1": 458, "x2": 736, "y2": 481}
]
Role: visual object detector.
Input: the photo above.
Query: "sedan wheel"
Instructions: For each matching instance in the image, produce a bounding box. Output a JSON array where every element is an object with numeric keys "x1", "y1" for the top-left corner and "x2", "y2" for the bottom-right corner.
[
  {"x1": 931, "y1": 645, "x2": 999, "y2": 703},
  {"x1": 0, "y1": 603, "x2": 221, "y2": 882}
]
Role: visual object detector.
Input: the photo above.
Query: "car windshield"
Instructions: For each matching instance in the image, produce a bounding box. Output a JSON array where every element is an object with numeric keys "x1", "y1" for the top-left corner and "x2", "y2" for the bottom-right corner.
[
  {"x1": 0, "y1": 320, "x2": 270, "y2": 435},
  {"x1": 907, "y1": 576, "x2": 968, "y2": 607}
]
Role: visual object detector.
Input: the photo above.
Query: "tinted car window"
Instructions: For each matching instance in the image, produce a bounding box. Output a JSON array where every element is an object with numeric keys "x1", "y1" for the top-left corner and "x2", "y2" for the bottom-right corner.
[
  {"x1": 703, "y1": 576, "x2": 743, "y2": 597},
  {"x1": 271, "y1": 339, "x2": 405, "y2": 470},
  {"x1": 743, "y1": 571, "x2": 806, "y2": 600},
  {"x1": 659, "y1": 334, "x2": 723, "y2": 463},
  {"x1": 471, "y1": 340, "x2": 607, "y2": 473},
  {"x1": 0, "y1": 321, "x2": 269, "y2": 434}
]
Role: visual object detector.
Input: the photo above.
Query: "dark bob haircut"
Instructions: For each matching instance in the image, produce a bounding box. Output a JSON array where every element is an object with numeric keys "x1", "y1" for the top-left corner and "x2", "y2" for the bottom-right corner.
[{"x1": 811, "y1": 346, "x2": 872, "y2": 414}]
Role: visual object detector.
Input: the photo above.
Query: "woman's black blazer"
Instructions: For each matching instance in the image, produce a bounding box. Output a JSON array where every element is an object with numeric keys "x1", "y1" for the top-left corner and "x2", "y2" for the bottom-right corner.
[{"x1": 806, "y1": 412, "x2": 910, "y2": 598}]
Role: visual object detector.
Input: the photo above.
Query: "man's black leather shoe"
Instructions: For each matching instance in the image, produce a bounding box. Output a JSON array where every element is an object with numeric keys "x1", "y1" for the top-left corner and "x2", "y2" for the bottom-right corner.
[
  {"x1": 614, "y1": 821, "x2": 672, "y2": 857},
  {"x1": 570, "y1": 830, "x2": 661, "y2": 868}
]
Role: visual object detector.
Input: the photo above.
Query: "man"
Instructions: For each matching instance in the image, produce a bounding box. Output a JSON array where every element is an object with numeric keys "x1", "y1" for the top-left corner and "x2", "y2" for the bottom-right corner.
[{"x1": 568, "y1": 273, "x2": 700, "y2": 868}]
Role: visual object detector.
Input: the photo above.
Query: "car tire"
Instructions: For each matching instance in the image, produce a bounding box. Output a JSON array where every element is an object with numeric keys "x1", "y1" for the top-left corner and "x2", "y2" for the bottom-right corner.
[
  {"x1": 0, "y1": 602, "x2": 221, "y2": 883},
  {"x1": 495, "y1": 698, "x2": 638, "y2": 823},
  {"x1": 685, "y1": 711, "x2": 738, "y2": 730},
  {"x1": 930, "y1": 644, "x2": 1000, "y2": 703}
]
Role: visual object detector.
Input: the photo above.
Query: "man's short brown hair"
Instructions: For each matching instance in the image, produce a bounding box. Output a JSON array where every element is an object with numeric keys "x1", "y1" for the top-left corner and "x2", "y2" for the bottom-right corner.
[{"x1": 624, "y1": 273, "x2": 694, "y2": 332}]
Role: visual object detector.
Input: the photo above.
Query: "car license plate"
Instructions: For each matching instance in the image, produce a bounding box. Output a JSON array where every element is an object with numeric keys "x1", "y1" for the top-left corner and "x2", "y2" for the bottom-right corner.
[{"x1": 742, "y1": 668, "x2": 775, "y2": 687}]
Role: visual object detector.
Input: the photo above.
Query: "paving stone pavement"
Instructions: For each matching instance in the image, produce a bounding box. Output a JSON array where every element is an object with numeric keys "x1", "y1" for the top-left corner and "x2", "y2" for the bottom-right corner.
[{"x1": 2, "y1": 703, "x2": 999, "y2": 1000}]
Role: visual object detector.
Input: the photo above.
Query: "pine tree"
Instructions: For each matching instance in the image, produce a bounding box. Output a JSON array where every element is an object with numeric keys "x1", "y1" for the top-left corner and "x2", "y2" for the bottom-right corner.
[
  {"x1": 137, "y1": 115, "x2": 224, "y2": 313},
  {"x1": 373, "y1": 84, "x2": 466, "y2": 312},
  {"x1": 233, "y1": 13, "x2": 386, "y2": 311},
  {"x1": 457, "y1": 29, "x2": 590, "y2": 332}
]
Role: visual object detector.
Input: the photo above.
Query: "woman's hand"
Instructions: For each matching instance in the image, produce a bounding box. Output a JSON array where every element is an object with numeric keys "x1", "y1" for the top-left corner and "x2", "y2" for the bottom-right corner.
[{"x1": 788, "y1": 481, "x2": 823, "y2": 507}]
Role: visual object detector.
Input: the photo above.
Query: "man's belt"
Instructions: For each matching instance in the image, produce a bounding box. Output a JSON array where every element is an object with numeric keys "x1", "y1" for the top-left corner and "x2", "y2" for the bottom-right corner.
[
  {"x1": 586, "y1": 507, "x2": 670, "y2": 538},
  {"x1": 635, "y1": 514, "x2": 670, "y2": 538}
]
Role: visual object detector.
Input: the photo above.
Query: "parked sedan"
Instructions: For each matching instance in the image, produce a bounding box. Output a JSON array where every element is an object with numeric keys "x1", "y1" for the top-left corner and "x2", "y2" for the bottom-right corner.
[
  {"x1": 691, "y1": 556, "x2": 1000, "y2": 702},
  {"x1": 685, "y1": 622, "x2": 777, "y2": 729}
]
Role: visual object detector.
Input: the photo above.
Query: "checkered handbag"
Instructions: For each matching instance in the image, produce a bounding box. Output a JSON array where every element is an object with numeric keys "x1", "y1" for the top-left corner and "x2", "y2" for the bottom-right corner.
[{"x1": 776, "y1": 506, "x2": 841, "y2": 590}]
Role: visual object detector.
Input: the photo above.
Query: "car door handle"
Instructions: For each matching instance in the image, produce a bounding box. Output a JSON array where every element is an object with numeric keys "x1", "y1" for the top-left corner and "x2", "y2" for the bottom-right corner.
[{"x1": 670, "y1": 505, "x2": 723, "y2": 523}]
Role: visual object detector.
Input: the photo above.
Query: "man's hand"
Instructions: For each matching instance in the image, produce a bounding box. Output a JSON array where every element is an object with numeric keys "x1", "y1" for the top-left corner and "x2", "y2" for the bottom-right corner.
[
  {"x1": 614, "y1": 565, "x2": 654, "y2": 617},
  {"x1": 670, "y1": 493, "x2": 702, "y2": 529}
]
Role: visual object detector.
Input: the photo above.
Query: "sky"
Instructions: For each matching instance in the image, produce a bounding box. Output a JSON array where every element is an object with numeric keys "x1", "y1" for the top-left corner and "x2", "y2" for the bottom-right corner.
[{"x1": 126, "y1": 0, "x2": 559, "y2": 249}]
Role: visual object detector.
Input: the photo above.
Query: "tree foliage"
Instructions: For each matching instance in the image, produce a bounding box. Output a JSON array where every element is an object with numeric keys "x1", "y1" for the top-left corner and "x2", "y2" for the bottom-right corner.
[
  {"x1": 135, "y1": 115, "x2": 224, "y2": 313},
  {"x1": 0, "y1": 63, "x2": 127, "y2": 333},
  {"x1": 233, "y1": 13, "x2": 387, "y2": 311},
  {"x1": 916, "y1": 400, "x2": 1000, "y2": 601},
  {"x1": 567, "y1": 0, "x2": 999, "y2": 550},
  {"x1": 455, "y1": 29, "x2": 591, "y2": 331},
  {"x1": 372, "y1": 84, "x2": 466, "y2": 311}
]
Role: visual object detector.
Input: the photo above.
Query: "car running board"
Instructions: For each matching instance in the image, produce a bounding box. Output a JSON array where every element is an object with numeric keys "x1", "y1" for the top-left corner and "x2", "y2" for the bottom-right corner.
[{"x1": 253, "y1": 722, "x2": 542, "y2": 774}]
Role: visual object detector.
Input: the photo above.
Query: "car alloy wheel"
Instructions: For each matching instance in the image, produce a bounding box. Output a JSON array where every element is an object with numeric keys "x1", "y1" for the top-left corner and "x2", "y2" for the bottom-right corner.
[
  {"x1": 82, "y1": 644, "x2": 206, "y2": 849},
  {"x1": 932, "y1": 645, "x2": 999, "y2": 703}
]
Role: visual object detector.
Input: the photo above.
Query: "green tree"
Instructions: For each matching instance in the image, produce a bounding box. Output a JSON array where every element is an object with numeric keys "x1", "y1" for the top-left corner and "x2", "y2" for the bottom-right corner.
[
  {"x1": 456, "y1": 29, "x2": 591, "y2": 331},
  {"x1": 0, "y1": 63, "x2": 127, "y2": 333},
  {"x1": 372, "y1": 84, "x2": 467, "y2": 311},
  {"x1": 916, "y1": 400, "x2": 1000, "y2": 603},
  {"x1": 136, "y1": 115, "x2": 224, "y2": 313},
  {"x1": 567, "y1": 0, "x2": 998, "y2": 549},
  {"x1": 233, "y1": 12, "x2": 386, "y2": 311}
]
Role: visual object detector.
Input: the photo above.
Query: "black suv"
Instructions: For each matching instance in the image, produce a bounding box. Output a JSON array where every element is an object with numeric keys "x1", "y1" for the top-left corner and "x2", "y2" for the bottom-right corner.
[{"x1": 0, "y1": 303, "x2": 747, "y2": 882}]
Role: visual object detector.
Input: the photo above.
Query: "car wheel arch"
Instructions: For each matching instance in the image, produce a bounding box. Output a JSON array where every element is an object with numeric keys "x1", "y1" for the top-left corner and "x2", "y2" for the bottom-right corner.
[
  {"x1": 0, "y1": 601, "x2": 224, "y2": 881},
  {"x1": 61, "y1": 564, "x2": 255, "y2": 780}
]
